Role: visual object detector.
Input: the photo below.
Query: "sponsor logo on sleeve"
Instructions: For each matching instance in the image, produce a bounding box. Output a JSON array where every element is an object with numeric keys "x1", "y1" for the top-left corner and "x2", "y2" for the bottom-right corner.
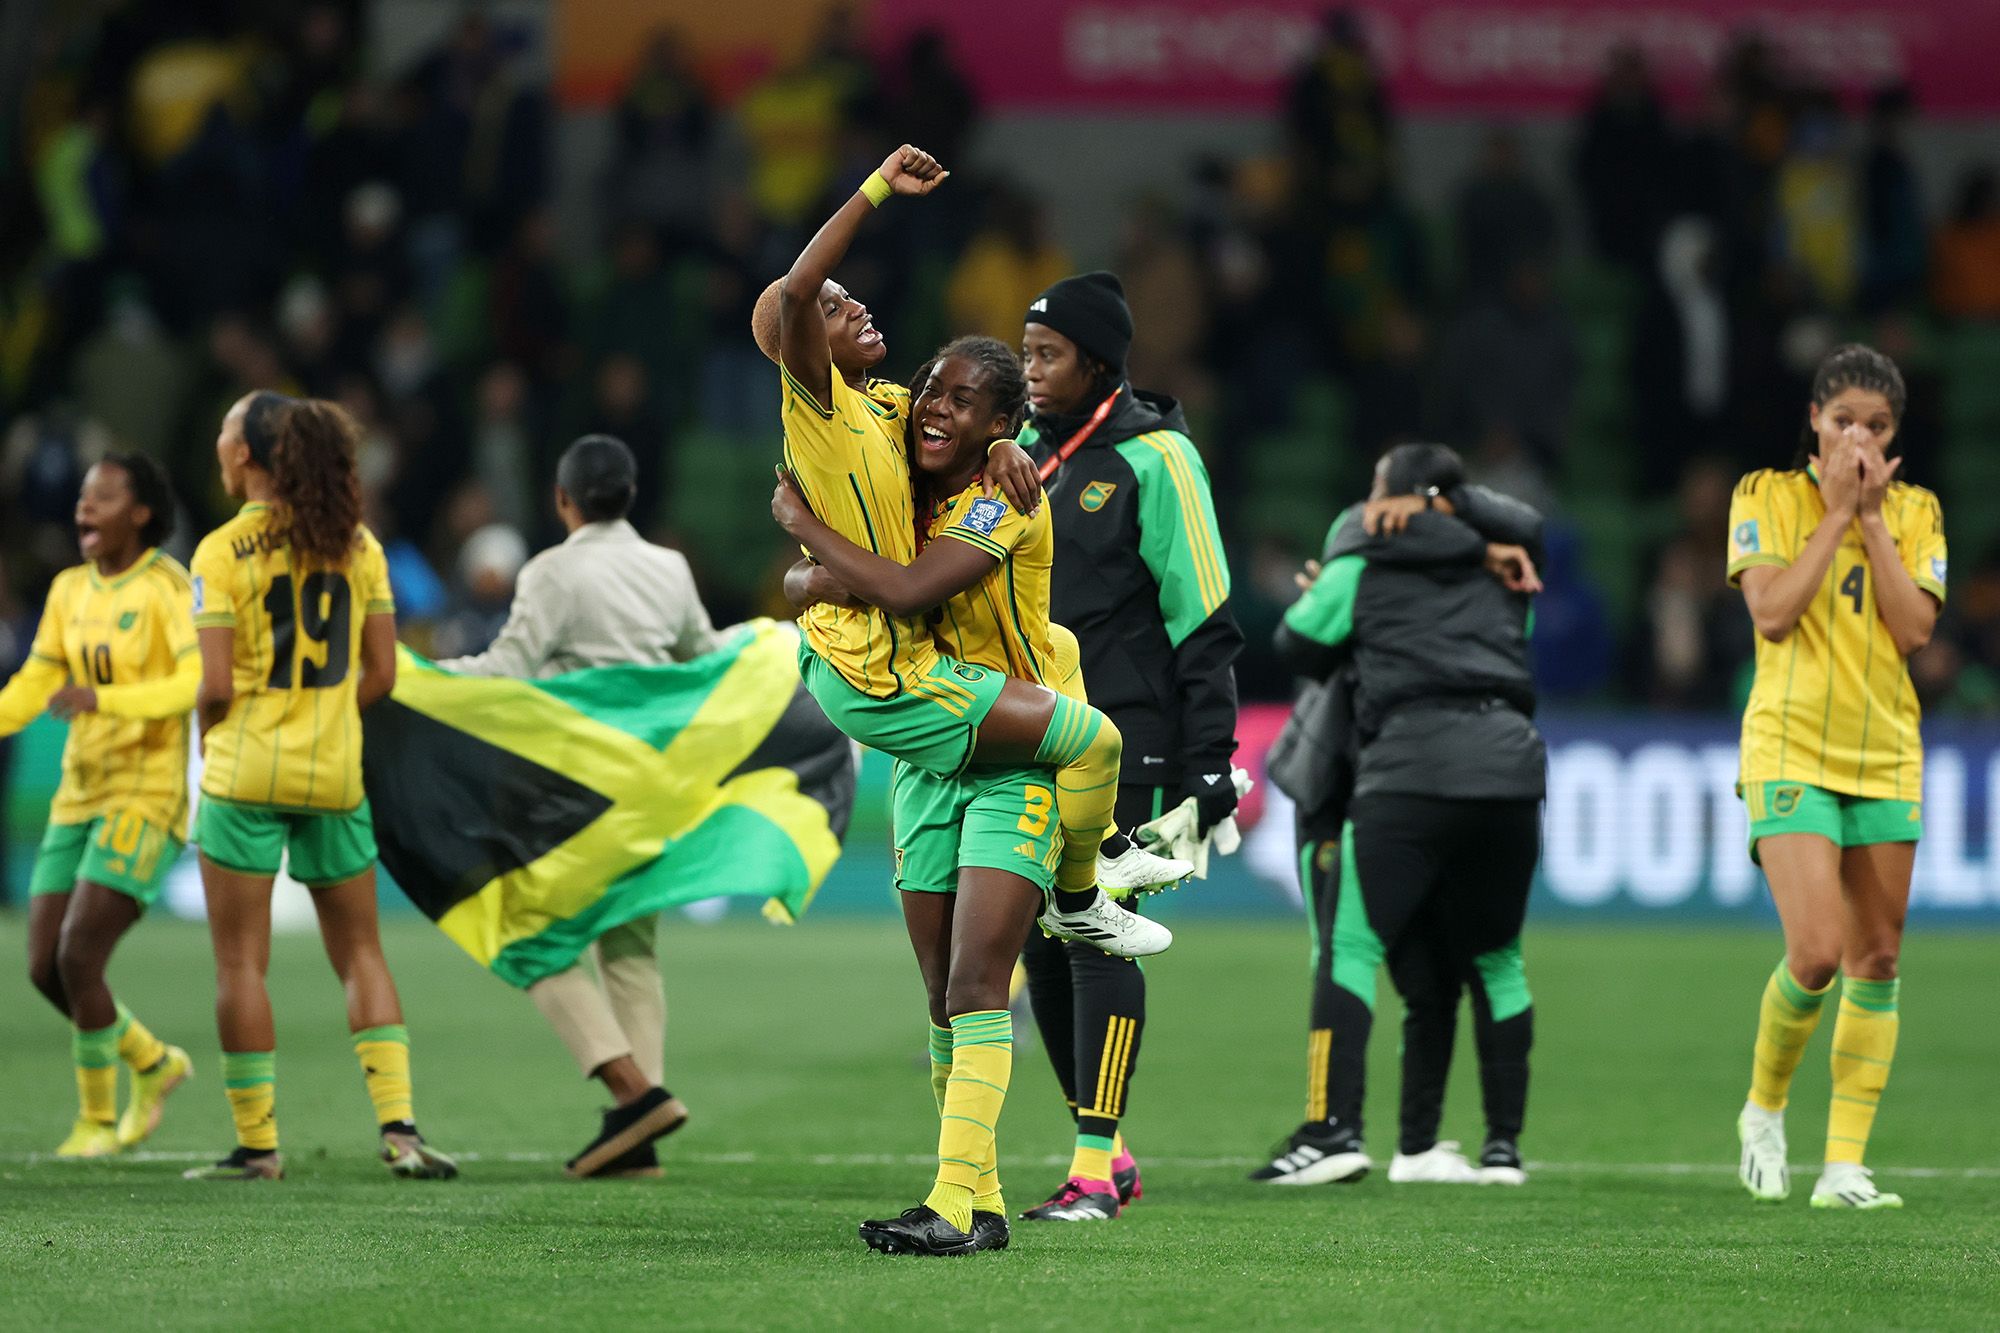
[{"x1": 960, "y1": 497, "x2": 1007, "y2": 536}]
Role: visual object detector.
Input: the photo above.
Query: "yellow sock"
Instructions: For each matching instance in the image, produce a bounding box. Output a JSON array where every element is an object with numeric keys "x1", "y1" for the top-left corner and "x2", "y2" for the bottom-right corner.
[
  {"x1": 929, "y1": 1010, "x2": 1012, "y2": 1234},
  {"x1": 1036, "y1": 696, "x2": 1122, "y2": 896},
  {"x1": 114, "y1": 1002, "x2": 166, "y2": 1072},
  {"x1": 222, "y1": 1051, "x2": 278, "y2": 1151},
  {"x1": 353, "y1": 1024, "x2": 413, "y2": 1127},
  {"x1": 1069, "y1": 1133, "x2": 1115, "y2": 1183},
  {"x1": 1826, "y1": 977, "x2": 1899, "y2": 1165},
  {"x1": 1307, "y1": 1027, "x2": 1332, "y2": 1121},
  {"x1": 1748, "y1": 961, "x2": 1832, "y2": 1111},
  {"x1": 73, "y1": 1024, "x2": 120, "y2": 1124},
  {"x1": 928, "y1": 1022, "x2": 952, "y2": 1116}
]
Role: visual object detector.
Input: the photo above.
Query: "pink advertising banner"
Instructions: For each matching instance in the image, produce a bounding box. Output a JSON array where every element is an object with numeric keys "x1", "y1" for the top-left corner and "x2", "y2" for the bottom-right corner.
[{"x1": 870, "y1": 1, "x2": 1996, "y2": 115}]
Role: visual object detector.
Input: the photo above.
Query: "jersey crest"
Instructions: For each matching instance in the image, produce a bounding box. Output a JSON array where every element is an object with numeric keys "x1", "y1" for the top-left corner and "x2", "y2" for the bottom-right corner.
[{"x1": 1080, "y1": 481, "x2": 1117, "y2": 512}]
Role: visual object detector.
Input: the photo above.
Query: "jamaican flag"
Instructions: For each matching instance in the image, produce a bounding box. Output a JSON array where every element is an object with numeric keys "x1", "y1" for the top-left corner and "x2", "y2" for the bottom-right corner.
[{"x1": 361, "y1": 619, "x2": 854, "y2": 988}]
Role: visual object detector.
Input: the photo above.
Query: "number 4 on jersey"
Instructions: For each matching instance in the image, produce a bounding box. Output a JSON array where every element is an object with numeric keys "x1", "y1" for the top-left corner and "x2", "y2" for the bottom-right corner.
[{"x1": 1840, "y1": 565, "x2": 1866, "y2": 614}]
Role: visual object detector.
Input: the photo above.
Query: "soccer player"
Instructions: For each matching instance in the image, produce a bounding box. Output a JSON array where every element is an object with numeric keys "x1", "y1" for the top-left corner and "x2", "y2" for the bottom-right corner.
[
  {"x1": 774, "y1": 335, "x2": 1103, "y2": 1254},
  {"x1": 1274, "y1": 444, "x2": 1546, "y2": 1187},
  {"x1": 183, "y1": 392, "x2": 456, "y2": 1182},
  {"x1": 1011, "y1": 273, "x2": 1245, "y2": 1221},
  {"x1": 439, "y1": 434, "x2": 715, "y2": 1179},
  {"x1": 0, "y1": 455, "x2": 197, "y2": 1158},
  {"x1": 752, "y1": 144, "x2": 1186, "y2": 958},
  {"x1": 1728, "y1": 345, "x2": 1942, "y2": 1210}
]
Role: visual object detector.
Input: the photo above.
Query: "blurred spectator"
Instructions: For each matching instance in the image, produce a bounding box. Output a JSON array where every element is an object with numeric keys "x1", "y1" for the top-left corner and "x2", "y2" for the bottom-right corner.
[
  {"x1": 589, "y1": 222, "x2": 679, "y2": 419},
  {"x1": 698, "y1": 194, "x2": 779, "y2": 437},
  {"x1": 1320, "y1": 157, "x2": 1432, "y2": 372},
  {"x1": 1773, "y1": 89, "x2": 1857, "y2": 309},
  {"x1": 738, "y1": 14, "x2": 875, "y2": 229},
  {"x1": 1284, "y1": 10, "x2": 1391, "y2": 200},
  {"x1": 433, "y1": 523, "x2": 529, "y2": 660},
  {"x1": 1631, "y1": 458, "x2": 1753, "y2": 708},
  {"x1": 1633, "y1": 217, "x2": 1732, "y2": 489},
  {"x1": 276, "y1": 275, "x2": 342, "y2": 395},
  {"x1": 473, "y1": 363, "x2": 538, "y2": 534},
  {"x1": 1859, "y1": 86, "x2": 1926, "y2": 314},
  {"x1": 888, "y1": 28, "x2": 979, "y2": 171},
  {"x1": 1349, "y1": 304, "x2": 1427, "y2": 456},
  {"x1": 1526, "y1": 524, "x2": 1613, "y2": 699},
  {"x1": 945, "y1": 186, "x2": 1071, "y2": 344},
  {"x1": 606, "y1": 30, "x2": 716, "y2": 243},
  {"x1": 1455, "y1": 128, "x2": 1559, "y2": 298},
  {"x1": 1931, "y1": 166, "x2": 2000, "y2": 320},
  {"x1": 1433, "y1": 256, "x2": 1576, "y2": 474},
  {"x1": 330, "y1": 181, "x2": 408, "y2": 365},
  {"x1": 1117, "y1": 196, "x2": 1209, "y2": 411},
  {"x1": 583, "y1": 357, "x2": 668, "y2": 531},
  {"x1": 1573, "y1": 44, "x2": 1671, "y2": 273},
  {"x1": 491, "y1": 208, "x2": 572, "y2": 389},
  {"x1": 377, "y1": 305, "x2": 468, "y2": 547}
]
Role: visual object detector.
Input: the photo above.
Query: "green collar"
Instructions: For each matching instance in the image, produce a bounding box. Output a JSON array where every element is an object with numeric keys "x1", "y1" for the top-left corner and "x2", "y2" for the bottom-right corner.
[{"x1": 87, "y1": 546, "x2": 160, "y2": 592}]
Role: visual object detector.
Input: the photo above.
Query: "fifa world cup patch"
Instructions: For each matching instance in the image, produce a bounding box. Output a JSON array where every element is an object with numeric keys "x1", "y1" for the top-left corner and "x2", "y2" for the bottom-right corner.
[
  {"x1": 1931, "y1": 556, "x2": 1947, "y2": 586},
  {"x1": 191, "y1": 576, "x2": 204, "y2": 613},
  {"x1": 959, "y1": 497, "x2": 1007, "y2": 536},
  {"x1": 1733, "y1": 519, "x2": 1760, "y2": 555}
]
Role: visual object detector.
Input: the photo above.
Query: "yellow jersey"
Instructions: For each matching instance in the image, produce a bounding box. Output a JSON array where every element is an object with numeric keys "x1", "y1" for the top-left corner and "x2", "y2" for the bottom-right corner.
[
  {"x1": 0, "y1": 550, "x2": 198, "y2": 833},
  {"x1": 922, "y1": 480, "x2": 1075, "y2": 692},
  {"x1": 190, "y1": 504, "x2": 395, "y2": 812},
  {"x1": 780, "y1": 363, "x2": 939, "y2": 698},
  {"x1": 1728, "y1": 467, "x2": 1947, "y2": 799}
]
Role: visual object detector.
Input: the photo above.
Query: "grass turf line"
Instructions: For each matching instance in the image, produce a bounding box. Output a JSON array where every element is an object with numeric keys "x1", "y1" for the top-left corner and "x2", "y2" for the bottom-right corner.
[{"x1": 1, "y1": 918, "x2": 1996, "y2": 1329}]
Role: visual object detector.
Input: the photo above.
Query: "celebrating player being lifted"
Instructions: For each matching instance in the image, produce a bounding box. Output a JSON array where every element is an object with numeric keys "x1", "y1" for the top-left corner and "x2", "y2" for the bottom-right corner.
[
  {"x1": 751, "y1": 143, "x2": 1189, "y2": 946},
  {"x1": 184, "y1": 392, "x2": 456, "y2": 1182},
  {"x1": 1728, "y1": 345, "x2": 1943, "y2": 1210},
  {"x1": 0, "y1": 454, "x2": 197, "y2": 1159}
]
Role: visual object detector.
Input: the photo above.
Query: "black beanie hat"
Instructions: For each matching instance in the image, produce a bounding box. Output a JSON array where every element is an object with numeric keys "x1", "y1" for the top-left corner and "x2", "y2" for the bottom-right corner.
[{"x1": 1026, "y1": 271, "x2": 1132, "y2": 373}]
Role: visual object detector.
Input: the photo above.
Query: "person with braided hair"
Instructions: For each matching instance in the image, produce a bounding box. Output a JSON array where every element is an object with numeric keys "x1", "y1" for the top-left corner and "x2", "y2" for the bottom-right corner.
[{"x1": 184, "y1": 392, "x2": 457, "y2": 1183}]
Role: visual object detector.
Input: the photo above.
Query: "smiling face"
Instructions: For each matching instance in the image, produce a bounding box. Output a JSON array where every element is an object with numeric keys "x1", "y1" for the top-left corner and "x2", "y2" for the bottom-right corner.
[
  {"x1": 1809, "y1": 385, "x2": 1899, "y2": 460},
  {"x1": 821, "y1": 280, "x2": 886, "y2": 375},
  {"x1": 1021, "y1": 322, "x2": 1095, "y2": 417},
  {"x1": 913, "y1": 354, "x2": 1009, "y2": 480},
  {"x1": 75, "y1": 462, "x2": 145, "y2": 566}
]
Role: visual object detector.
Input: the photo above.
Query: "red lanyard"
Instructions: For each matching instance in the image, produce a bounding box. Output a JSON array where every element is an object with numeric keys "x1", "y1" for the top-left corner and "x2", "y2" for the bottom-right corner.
[{"x1": 1035, "y1": 387, "x2": 1123, "y2": 483}]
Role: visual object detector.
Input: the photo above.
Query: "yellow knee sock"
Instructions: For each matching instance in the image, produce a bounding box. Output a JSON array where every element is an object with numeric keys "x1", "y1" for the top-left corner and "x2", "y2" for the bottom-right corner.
[
  {"x1": 114, "y1": 1001, "x2": 166, "y2": 1072},
  {"x1": 1036, "y1": 695, "x2": 1121, "y2": 896},
  {"x1": 352, "y1": 1024, "x2": 413, "y2": 1127},
  {"x1": 1826, "y1": 977, "x2": 1899, "y2": 1165},
  {"x1": 222, "y1": 1051, "x2": 278, "y2": 1151},
  {"x1": 1748, "y1": 961, "x2": 1832, "y2": 1111},
  {"x1": 73, "y1": 1024, "x2": 120, "y2": 1124},
  {"x1": 928, "y1": 1010, "x2": 1012, "y2": 1233}
]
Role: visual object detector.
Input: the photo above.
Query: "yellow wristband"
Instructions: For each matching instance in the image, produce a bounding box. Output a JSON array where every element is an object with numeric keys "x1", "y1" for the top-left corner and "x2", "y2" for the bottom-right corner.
[
  {"x1": 860, "y1": 171, "x2": 892, "y2": 207},
  {"x1": 986, "y1": 437, "x2": 1016, "y2": 453}
]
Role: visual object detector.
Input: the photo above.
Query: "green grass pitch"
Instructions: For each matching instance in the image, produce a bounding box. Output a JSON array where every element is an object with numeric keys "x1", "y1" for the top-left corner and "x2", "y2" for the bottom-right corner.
[{"x1": 2, "y1": 916, "x2": 1997, "y2": 1329}]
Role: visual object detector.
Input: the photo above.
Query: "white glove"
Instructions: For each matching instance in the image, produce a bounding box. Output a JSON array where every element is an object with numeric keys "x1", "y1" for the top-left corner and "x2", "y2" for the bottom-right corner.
[
  {"x1": 1133, "y1": 768, "x2": 1256, "y2": 879},
  {"x1": 1208, "y1": 767, "x2": 1255, "y2": 857}
]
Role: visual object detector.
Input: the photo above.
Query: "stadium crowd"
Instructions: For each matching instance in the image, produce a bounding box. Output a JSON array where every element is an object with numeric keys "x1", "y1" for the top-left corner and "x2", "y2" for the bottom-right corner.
[{"x1": 6, "y1": 2, "x2": 2000, "y2": 712}]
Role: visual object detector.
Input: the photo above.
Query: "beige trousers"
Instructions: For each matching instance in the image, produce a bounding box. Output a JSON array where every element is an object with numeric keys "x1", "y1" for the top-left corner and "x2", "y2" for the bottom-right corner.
[{"x1": 527, "y1": 914, "x2": 665, "y2": 1086}]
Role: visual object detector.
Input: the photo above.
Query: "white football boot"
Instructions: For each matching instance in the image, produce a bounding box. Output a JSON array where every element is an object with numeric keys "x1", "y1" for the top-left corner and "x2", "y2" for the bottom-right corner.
[
  {"x1": 1388, "y1": 1141, "x2": 1483, "y2": 1184},
  {"x1": 1810, "y1": 1162, "x2": 1902, "y2": 1210},
  {"x1": 1038, "y1": 890, "x2": 1172, "y2": 958},
  {"x1": 1737, "y1": 1102, "x2": 1790, "y2": 1203}
]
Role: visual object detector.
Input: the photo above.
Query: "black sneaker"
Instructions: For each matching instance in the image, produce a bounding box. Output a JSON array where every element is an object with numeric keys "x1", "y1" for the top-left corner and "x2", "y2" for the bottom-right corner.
[
  {"x1": 565, "y1": 1087, "x2": 688, "y2": 1179},
  {"x1": 1019, "y1": 1177, "x2": 1121, "y2": 1221},
  {"x1": 182, "y1": 1146, "x2": 284, "y2": 1181},
  {"x1": 1478, "y1": 1137, "x2": 1527, "y2": 1185},
  {"x1": 969, "y1": 1210, "x2": 1011, "y2": 1252},
  {"x1": 1248, "y1": 1120, "x2": 1371, "y2": 1185},
  {"x1": 598, "y1": 1140, "x2": 664, "y2": 1179},
  {"x1": 858, "y1": 1205, "x2": 981, "y2": 1256}
]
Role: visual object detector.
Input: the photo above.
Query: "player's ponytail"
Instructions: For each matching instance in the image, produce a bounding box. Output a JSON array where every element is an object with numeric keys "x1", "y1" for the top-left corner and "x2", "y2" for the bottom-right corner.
[
  {"x1": 1794, "y1": 343, "x2": 1907, "y2": 468},
  {"x1": 270, "y1": 398, "x2": 363, "y2": 567}
]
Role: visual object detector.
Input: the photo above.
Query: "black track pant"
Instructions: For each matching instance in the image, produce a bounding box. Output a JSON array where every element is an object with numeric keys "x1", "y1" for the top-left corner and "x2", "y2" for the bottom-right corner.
[
  {"x1": 1020, "y1": 784, "x2": 1165, "y2": 1146},
  {"x1": 1310, "y1": 793, "x2": 1539, "y2": 1154}
]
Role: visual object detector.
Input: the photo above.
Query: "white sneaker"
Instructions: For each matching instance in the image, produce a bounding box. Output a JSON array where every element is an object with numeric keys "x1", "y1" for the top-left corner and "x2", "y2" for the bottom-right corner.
[
  {"x1": 1737, "y1": 1102, "x2": 1789, "y2": 1203},
  {"x1": 1095, "y1": 841, "x2": 1194, "y2": 898},
  {"x1": 1387, "y1": 1141, "x2": 1482, "y2": 1184},
  {"x1": 1039, "y1": 890, "x2": 1172, "y2": 958},
  {"x1": 1810, "y1": 1162, "x2": 1902, "y2": 1210}
]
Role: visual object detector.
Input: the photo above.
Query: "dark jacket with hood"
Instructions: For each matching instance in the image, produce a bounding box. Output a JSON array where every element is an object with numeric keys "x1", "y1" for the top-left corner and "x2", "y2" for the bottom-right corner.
[
  {"x1": 1021, "y1": 386, "x2": 1242, "y2": 786},
  {"x1": 1273, "y1": 491, "x2": 1546, "y2": 801}
]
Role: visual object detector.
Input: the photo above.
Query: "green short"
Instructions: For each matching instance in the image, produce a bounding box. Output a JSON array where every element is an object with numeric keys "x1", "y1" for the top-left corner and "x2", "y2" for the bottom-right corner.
[
  {"x1": 798, "y1": 641, "x2": 1007, "y2": 778},
  {"x1": 194, "y1": 796, "x2": 377, "y2": 887},
  {"x1": 1743, "y1": 781, "x2": 1922, "y2": 863},
  {"x1": 892, "y1": 760, "x2": 1061, "y2": 894},
  {"x1": 29, "y1": 812, "x2": 181, "y2": 906}
]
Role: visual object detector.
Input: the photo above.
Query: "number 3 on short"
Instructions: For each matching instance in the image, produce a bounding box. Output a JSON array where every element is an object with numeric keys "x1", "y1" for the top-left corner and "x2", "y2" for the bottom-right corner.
[
  {"x1": 1840, "y1": 565, "x2": 1866, "y2": 614},
  {"x1": 1019, "y1": 784, "x2": 1054, "y2": 837},
  {"x1": 263, "y1": 572, "x2": 352, "y2": 688}
]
